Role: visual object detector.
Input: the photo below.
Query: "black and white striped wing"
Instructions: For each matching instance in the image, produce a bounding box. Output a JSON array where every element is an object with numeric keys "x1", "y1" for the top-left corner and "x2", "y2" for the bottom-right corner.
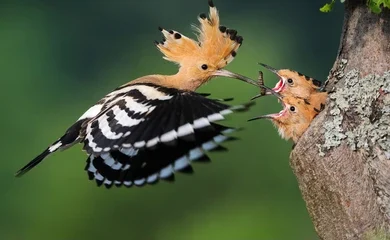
[
  {"x1": 82, "y1": 83, "x2": 239, "y2": 154},
  {"x1": 81, "y1": 83, "x2": 248, "y2": 188},
  {"x1": 85, "y1": 123, "x2": 237, "y2": 188}
]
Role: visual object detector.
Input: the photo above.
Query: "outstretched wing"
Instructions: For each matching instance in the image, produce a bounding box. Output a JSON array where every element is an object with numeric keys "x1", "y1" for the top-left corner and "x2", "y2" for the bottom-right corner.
[
  {"x1": 85, "y1": 123, "x2": 238, "y2": 188},
  {"x1": 81, "y1": 82, "x2": 252, "y2": 188},
  {"x1": 82, "y1": 83, "x2": 244, "y2": 154}
]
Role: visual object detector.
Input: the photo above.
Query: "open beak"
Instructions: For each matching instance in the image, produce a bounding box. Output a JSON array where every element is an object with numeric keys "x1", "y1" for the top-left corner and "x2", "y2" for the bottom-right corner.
[
  {"x1": 248, "y1": 88, "x2": 285, "y2": 122},
  {"x1": 250, "y1": 63, "x2": 285, "y2": 101},
  {"x1": 213, "y1": 69, "x2": 279, "y2": 96}
]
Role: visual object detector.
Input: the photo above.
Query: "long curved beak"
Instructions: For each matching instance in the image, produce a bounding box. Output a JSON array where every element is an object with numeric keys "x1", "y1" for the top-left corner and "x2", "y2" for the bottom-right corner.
[
  {"x1": 247, "y1": 114, "x2": 274, "y2": 121},
  {"x1": 250, "y1": 92, "x2": 271, "y2": 101},
  {"x1": 213, "y1": 69, "x2": 281, "y2": 98},
  {"x1": 258, "y1": 62, "x2": 279, "y2": 75},
  {"x1": 213, "y1": 69, "x2": 258, "y2": 87}
]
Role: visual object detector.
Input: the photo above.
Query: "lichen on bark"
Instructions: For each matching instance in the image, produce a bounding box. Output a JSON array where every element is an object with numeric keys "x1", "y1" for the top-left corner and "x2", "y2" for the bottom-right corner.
[
  {"x1": 287, "y1": 0, "x2": 389, "y2": 238},
  {"x1": 319, "y1": 70, "x2": 390, "y2": 155}
]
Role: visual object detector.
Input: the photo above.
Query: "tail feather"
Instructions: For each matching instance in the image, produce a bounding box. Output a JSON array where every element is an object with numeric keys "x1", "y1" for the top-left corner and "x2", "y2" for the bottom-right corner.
[
  {"x1": 15, "y1": 120, "x2": 84, "y2": 177},
  {"x1": 15, "y1": 148, "x2": 54, "y2": 177},
  {"x1": 15, "y1": 139, "x2": 63, "y2": 177}
]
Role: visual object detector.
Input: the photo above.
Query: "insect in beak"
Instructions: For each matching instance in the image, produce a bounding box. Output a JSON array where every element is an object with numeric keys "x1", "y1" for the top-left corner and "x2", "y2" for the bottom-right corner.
[{"x1": 250, "y1": 62, "x2": 286, "y2": 101}]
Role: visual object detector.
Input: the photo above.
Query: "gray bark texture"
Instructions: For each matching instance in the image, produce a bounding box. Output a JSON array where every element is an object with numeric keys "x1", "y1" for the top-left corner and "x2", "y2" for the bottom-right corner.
[{"x1": 290, "y1": 0, "x2": 390, "y2": 239}]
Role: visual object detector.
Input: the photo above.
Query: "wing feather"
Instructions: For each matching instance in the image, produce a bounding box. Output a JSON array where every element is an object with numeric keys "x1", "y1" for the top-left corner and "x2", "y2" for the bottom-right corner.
[
  {"x1": 81, "y1": 83, "x2": 253, "y2": 188},
  {"x1": 82, "y1": 83, "x2": 236, "y2": 154},
  {"x1": 85, "y1": 123, "x2": 238, "y2": 188}
]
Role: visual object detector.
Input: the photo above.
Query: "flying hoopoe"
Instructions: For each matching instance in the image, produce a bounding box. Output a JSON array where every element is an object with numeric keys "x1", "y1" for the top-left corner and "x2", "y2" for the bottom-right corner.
[
  {"x1": 15, "y1": 0, "x2": 258, "y2": 188},
  {"x1": 248, "y1": 91, "x2": 327, "y2": 142}
]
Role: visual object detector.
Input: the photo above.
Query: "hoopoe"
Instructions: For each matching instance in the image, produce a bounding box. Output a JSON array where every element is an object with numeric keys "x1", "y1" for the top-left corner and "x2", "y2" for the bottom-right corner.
[
  {"x1": 15, "y1": 0, "x2": 258, "y2": 188},
  {"x1": 248, "y1": 91, "x2": 327, "y2": 142},
  {"x1": 248, "y1": 66, "x2": 328, "y2": 142},
  {"x1": 252, "y1": 63, "x2": 326, "y2": 101}
]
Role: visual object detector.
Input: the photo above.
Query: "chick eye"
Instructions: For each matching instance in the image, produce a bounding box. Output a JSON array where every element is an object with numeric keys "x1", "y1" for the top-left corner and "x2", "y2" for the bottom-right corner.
[
  {"x1": 201, "y1": 64, "x2": 208, "y2": 70},
  {"x1": 287, "y1": 78, "x2": 293, "y2": 84},
  {"x1": 290, "y1": 106, "x2": 296, "y2": 112}
]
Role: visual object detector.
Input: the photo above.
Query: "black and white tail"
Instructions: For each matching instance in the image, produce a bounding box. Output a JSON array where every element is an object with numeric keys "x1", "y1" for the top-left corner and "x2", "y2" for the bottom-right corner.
[{"x1": 15, "y1": 120, "x2": 84, "y2": 177}]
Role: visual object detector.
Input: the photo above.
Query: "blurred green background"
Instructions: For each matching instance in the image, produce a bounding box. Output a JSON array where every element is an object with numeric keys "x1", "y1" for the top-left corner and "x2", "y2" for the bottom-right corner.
[{"x1": 0, "y1": 0, "x2": 343, "y2": 239}]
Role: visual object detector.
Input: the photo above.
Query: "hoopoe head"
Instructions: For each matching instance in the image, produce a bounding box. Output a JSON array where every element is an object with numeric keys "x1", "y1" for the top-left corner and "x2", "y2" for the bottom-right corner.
[
  {"x1": 249, "y1": 94, "x2": 324, "y2": 143},
  {"x1": 154, "y1": 0, "x2": 252, "y2": 90},
  {"x1": 254, "y1": 63, "x2": 323, "y2": 100}
]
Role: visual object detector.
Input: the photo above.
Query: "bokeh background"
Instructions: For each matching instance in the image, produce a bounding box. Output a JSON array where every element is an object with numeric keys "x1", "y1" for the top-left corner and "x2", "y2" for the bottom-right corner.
[{"x1": 0, "y1": 0, "x2": 344, "y2": 239}]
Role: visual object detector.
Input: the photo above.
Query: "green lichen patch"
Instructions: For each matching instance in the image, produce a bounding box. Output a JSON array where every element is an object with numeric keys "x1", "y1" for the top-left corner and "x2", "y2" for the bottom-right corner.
[
  {"x1": 364, "y1": 228, "x2": 390, "y2": 240},
  {"x1": 319, "y1": 70, "x2": 390, "y2": 156}
]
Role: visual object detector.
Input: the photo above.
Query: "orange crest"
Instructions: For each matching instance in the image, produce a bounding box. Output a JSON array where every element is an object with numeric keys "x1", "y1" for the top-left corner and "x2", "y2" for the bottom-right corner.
[{"x1": 155, "y1": 0, "x2": 242, "y2": 69}]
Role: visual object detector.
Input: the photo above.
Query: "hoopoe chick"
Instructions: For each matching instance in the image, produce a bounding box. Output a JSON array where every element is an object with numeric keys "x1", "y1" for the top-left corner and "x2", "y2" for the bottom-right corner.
[
  {"x1": 249, "y1": 92, "x2": 327, "y2": 143},
  {"x1": 15, "y1": 0, "x2": 257, "y2": 189},
  {"x1": 252, "y1": 63, "x2": 324, "y2": 100},
  {"x1": 249, "y1": 64, "x2": 328, "y2": 142}
]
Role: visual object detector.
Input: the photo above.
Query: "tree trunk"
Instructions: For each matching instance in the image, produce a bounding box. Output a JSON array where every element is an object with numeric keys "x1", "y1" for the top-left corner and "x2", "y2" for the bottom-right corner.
[{"x1": 290, "y1": 0, "x2": 390, "y2": 239}]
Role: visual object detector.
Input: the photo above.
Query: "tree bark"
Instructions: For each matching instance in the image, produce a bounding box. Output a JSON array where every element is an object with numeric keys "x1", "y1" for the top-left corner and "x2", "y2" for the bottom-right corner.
[{"x1": 290, "y1": 0, "x2": 390, "y2": 239}]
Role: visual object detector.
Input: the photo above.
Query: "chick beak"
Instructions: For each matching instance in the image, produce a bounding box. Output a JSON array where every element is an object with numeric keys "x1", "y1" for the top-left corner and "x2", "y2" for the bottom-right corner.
[
  {"x1": 247, "y1": 114, "x2": 274, "y2": 121},
  {"x1": 213, "y1": 69, "x2": 277, "y2": 94},
  {"x1": 251, "y1": 93, "x2": 270, "y2": 101},
  {"x1": 258, "y1": 62, "x2": 279, "y2": 75},
  {"x1": 248, "y1": 88, "x2": 285, "y2": 122}
]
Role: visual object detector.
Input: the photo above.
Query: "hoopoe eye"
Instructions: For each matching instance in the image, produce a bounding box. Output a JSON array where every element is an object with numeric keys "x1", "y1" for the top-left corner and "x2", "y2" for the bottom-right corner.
[
  {"x1": 287, "y1": 78, "x2": 293, "y2": 84},
  {"x1": 201, "y1": 64, "x2": 208, "y2": 70},
  {"x1": 289, "y1": 106, "x2": 296, "y2": 112}
]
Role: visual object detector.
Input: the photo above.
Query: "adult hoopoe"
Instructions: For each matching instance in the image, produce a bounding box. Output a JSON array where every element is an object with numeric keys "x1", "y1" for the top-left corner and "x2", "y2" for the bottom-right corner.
[
  {"x1": 15, "y1": 0, "x2": 258, "y2": 188},
  {"x1": 248, "y1": 91, "x2": 327, "y2": 142}
]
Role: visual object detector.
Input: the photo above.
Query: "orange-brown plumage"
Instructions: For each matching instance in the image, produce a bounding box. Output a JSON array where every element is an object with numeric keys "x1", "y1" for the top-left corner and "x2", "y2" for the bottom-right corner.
[
  {"x1": 249, "y1": 94, "x2": 326, "y2": 142},
  {"x1": 273, "y1": 69, "x2": 322, "y2": 99},
  {"x1": 272, "y1": 97, "x2": 317, "y2": 142},
  {"x1": 149, "y1": 1, "x2": 245, "y2": 91},
  {"x1": 255, "y1": 63, "x2": 323, "y2": 100},
  {"x1": 249, "y1": 66, "x2": 328, "y2": 143},
  {"x1": 117, "y1": 1, "x2": 257, "y2": 92},
  {"x1": 15, "y1": 0, "x2": 258, "y2": 189}
]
